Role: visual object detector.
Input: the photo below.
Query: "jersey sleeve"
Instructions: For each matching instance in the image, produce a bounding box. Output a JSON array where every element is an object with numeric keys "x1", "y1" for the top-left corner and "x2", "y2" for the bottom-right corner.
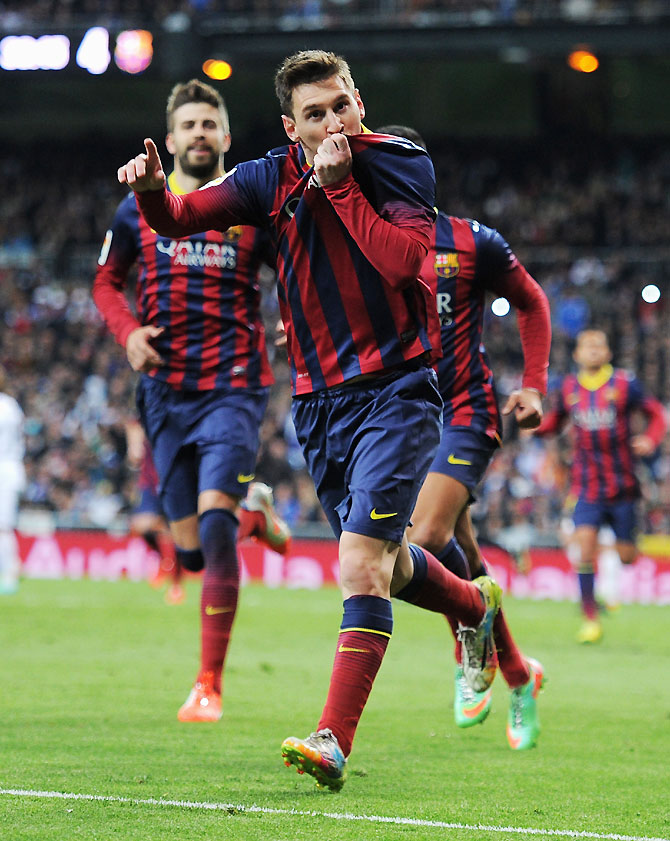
[
  {"x1": 627, "y1": 375, "x2": 667, "y2": 447},
  {"x1": 322, "y1": 146, "x2": 436, "y2": 291},
  {"x1": 136, "y1": 158, "x2": 273, "y2": 239},
  {"x1": 93, "y1": 195, "x2": 142, "y2": 348},
  {"x1": 476, "y1": 225, "x2": 551, "y2": 395}
]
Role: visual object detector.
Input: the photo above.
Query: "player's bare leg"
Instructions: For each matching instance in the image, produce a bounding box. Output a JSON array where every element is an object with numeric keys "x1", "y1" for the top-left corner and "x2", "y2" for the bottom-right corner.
[{"x1": 409, "y1": 473, "x2": 471, "y2": 578}]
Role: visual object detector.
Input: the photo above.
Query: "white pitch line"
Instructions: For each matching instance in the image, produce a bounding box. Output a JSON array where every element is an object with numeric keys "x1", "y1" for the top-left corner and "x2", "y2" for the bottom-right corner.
[{"x1": 1, "y1": 788, "x2": 667, "y2": 841}]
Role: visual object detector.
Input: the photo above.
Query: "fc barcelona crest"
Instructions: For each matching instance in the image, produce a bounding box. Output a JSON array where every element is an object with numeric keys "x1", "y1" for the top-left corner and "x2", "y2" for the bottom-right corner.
[
  {"x1": 223, "y1": 226, "x2": 244, "y2": 242},
  {"x1": 435, "y1": 252, "x2": 459, "y2": 278}
]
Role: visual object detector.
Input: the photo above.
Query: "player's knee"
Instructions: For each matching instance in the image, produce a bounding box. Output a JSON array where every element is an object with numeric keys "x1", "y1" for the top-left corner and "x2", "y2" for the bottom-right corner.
[
  {"x1": 409, "y1": 518, "x2": 452, "y2": 555},
  {"x1": 339, "y1": 549, "x2": 390, "y2": 597},
  {"x1": 617, "y1": 544, "x2": 638, "y2": 565},
  {"x1": 176, "y1": 546, "x2": 204, "y2": 572}
]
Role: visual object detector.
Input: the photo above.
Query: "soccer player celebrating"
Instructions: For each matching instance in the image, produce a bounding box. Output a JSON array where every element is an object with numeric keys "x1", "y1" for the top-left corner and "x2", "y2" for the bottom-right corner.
[
  {"x1": 535, "y1": 328, "x2": 666, "y2": 643},
  {"x1": 117, "y1": 50, "x2": 503, "y2": 791},
  {"x1": 94, "y1": 79, "x2": 290, "y2": 723},
  {"x1": 377, "y1": 125, "x2": 550, "y2": 750}
]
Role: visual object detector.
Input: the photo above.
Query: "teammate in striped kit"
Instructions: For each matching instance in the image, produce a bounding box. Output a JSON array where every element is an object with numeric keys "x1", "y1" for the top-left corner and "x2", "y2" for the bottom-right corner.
[
  {"x1": 117, "y1": 50, "x2": 504, "y2": 790},
  {"x1": 95, "y1": 79, "x2": 290, "y2": 724},
  {"x1": 376, "y1": 125, "x2": 550, "y2": 750},
  {"x1": 535, "y1": 329, "x2": 666, "y2": 643}
]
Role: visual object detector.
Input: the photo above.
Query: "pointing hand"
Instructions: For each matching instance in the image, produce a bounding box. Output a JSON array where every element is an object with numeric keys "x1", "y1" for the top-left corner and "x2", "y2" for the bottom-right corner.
[{"x1": 117, "y1": 138, "x2": 166, "y2": 192}]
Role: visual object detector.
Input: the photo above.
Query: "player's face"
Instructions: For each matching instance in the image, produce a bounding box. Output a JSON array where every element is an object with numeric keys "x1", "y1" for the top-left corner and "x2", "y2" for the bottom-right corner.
[
  {"x1": 574, "y1": 332, "x2": 611, "y2": 371},
  {"x1": 166, "y1": 102, "x2": 230, "y2": 180},
  {"x1": 281, "y1": 75, "x2": 365, "y2": 165}
]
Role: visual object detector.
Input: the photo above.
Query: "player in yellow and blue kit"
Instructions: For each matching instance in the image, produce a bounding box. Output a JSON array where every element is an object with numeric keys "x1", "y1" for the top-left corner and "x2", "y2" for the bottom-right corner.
[{"x1": 536, "y1": 329, "x2": 666, "y2": 643}]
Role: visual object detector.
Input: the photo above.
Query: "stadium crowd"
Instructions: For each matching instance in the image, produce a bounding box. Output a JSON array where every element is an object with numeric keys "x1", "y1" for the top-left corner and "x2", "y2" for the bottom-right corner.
[
  {"x1": 1, "y1": 0, "x2": 667, "y2": 30},
  {"x1": 1, "y1": 136, "x2": 668, "y2": 543}
]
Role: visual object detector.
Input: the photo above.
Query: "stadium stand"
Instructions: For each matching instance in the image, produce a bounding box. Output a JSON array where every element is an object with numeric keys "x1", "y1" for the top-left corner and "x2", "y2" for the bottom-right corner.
[{"x1": 1, "y1": 0, "x2": 668, "y2": 28}]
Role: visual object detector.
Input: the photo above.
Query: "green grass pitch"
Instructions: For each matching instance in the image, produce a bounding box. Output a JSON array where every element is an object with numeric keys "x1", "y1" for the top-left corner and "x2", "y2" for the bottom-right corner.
[{"x1": 1, "y1": 578, "x2": 669, "y2": 840}]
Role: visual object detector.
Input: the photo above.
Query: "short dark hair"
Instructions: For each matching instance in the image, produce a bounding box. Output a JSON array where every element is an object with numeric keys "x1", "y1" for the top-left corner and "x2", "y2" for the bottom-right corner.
[
  {"x1": 274, "y1": 50, "x2": 355, "y2": 118},
  {"x1": 166, "y1": 79, "x2": 229, "y2": 133},
  {"x1": 374, "y1": 124, "x2": 427, "y2": 150}
]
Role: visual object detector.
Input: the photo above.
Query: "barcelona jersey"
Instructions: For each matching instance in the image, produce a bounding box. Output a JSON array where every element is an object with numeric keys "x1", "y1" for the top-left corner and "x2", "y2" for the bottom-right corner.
[
  {"x1": 539, "y1": 365, "x2": 665, "y2": 502},
  {"x1": 136, "y1": 135, "x2": 438, "y2": 395},
  {"x1": 422, "y1": 213, "x2": 550, "y2": 439},
  {"x1": 94, "y1": 172, "x2": 274, "y2": 392}
]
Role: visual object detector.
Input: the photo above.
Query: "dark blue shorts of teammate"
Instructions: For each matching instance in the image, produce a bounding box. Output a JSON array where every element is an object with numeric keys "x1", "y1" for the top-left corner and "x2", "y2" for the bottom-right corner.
[
  {"x1": 137, "y1": 375, "x2": 269, "y2": 523},
  {"x1": 135, "y1": 486, "x2": 163, "y2": 518},
  {"x1": 430, "y1": 424, "x2": 500, "y2": 496},
  {"x1": 292, "y1": 364, "x2": 443, "y2": 543},
  {"x1": 572, "y1": 496, "x2": 638, "y2": 543}
]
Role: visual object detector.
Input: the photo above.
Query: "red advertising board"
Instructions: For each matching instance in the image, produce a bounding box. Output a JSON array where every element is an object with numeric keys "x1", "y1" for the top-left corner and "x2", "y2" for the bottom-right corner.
[{"x1": 16, "y1": 530, "x2": 670, "y2": 605}]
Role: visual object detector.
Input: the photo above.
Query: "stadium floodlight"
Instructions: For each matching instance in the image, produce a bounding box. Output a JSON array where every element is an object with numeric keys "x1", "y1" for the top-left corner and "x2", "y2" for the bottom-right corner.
[
  {"x1": 567, "y1": 48, "x2": 599, "y2": 73},
  {"x1": 491, "y1": 297, "x2": 510, "y2": 317},
  {"x1": 641, "y1": 284, "x2": 661, "y2": 304},
  {"x1": 203, "y1": 59, "x2": 232, "y2": 81}
]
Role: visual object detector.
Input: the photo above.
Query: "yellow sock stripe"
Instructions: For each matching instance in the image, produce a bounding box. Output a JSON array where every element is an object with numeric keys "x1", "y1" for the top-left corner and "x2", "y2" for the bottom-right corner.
[{"x1": 339, "y1": 627, "x2": 392, "y2": 639}]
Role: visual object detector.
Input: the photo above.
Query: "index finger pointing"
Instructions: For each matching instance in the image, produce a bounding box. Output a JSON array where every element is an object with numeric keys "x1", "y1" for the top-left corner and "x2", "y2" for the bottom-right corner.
[{"x1": 144, "y1": 138, "x2": 159, "y2": 164}]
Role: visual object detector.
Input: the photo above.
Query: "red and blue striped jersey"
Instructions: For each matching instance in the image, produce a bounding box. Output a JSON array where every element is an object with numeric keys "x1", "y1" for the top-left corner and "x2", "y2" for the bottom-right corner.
[
  {"x1": 538, "y1": 365, "x2": 666, "y2": 502},
  {"x1": 94, "y1": 172, "x2": 274, "y2": 392},
  {"x1": 136, "y1": 134, "x2": 438, "y2": 395},
  {"x1": 422, "y1": 213, "x2": 550, "y2": 438}
]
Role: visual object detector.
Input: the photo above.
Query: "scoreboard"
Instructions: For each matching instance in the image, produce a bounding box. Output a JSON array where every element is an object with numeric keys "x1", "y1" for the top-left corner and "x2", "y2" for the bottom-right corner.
[{"x1": 0, "y1": 27, "x2": 153, "y2": 74}]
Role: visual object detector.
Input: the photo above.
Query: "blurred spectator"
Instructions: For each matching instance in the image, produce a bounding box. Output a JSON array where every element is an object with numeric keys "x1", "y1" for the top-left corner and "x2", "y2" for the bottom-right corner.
[{"x1": 2, "y1": 0, "x2": 668, "y2": 28}]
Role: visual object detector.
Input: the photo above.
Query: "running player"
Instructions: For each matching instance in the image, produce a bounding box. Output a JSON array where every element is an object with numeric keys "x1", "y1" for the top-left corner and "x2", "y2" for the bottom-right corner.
[
  {"x1": 117, "y1": 50, "x2": 503, "y2": 790},
  {"x1": 94, "y1": 79, "x2": 290, "y2": 723},
  {"x1": 535, "y1": 328, "x2": 666, "y2": 643},
  {"x1": 377, "y1": 124, "x2": 550, "y2": 751}
]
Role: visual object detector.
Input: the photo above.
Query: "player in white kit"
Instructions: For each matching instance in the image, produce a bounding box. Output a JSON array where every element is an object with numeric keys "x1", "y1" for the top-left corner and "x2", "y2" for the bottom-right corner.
[{"x1": 0, "y1": 366, "x2": 26, "y2": 595}]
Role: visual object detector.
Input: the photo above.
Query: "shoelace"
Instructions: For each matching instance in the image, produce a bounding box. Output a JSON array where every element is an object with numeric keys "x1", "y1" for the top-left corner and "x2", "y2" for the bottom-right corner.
[
  {"x1": 510, "y1": 688, "x2": 527, "y2": 728},
  {"x1": 306, "y1": 731, "x2": 342, "y2": 771},
  {"x1": 458, "y1": 626, "x2": 489, "y2": 670},
  {"x1": 457, "y1": 674, "x2": 477, "y2": 704},
  {"x1": 311, "y1": 729, "x2": 335, "y2": 747}
]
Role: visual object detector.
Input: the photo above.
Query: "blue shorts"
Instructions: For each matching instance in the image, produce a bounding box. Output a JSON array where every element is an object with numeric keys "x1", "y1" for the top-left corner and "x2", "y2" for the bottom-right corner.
[
  {"x1": 135, "y1": 486, "x2": 164, "y2": 518},
  {"x1": 430, "y1": 425, "x2": 499, "y2": 496},
  {"x1": 572, "y1": 497, "x2": 638, "y2": 543},
  {"x1": 292, "y1": 364, "x2": 443, "y2": 543},
  {"x1": 137, "y1": 376, "x2": 269, "y2": 522}
]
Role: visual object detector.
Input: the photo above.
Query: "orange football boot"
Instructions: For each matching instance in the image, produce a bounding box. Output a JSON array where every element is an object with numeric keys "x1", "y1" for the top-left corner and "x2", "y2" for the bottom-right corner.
[{"x1": 177, "y1": 671, "x2": 222, "y2": 722}]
